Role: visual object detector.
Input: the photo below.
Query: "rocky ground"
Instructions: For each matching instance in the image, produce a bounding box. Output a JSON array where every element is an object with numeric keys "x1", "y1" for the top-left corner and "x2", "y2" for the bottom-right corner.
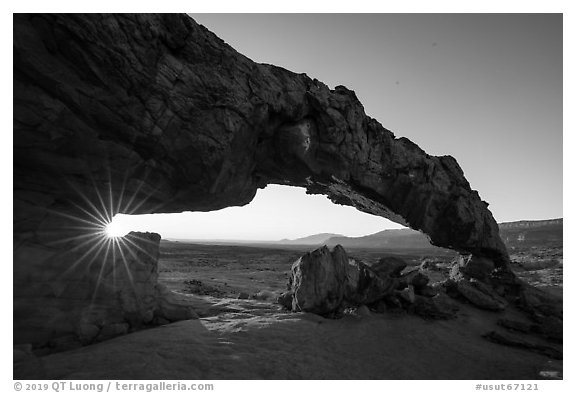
[
  {"x1": 15, "y1": 298, "x2": 562, "y2": 380},
  {"x1": 14, "y1": 241, "x2": 563, "y2": 380},
  {"x1": 157, "y1": 241, "x2": 457, "y2": 301},
  {"x1": 157, "y1": 242, "x2": 305, "y2": 300},
  {"x1": 510, "y1": 246, "x2": 563, "y2": 298}
]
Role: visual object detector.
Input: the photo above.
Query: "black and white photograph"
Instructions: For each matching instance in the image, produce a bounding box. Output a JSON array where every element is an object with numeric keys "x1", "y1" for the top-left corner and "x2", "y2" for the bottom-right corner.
[{"x1": 10, "y1": 6, "x2": 568, "y2": 385}]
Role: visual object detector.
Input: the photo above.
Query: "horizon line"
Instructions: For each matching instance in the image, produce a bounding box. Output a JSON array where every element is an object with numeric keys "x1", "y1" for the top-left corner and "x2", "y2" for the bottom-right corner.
[{"x1": 158, "y1": 217, "x2": 563, "y2": 243}]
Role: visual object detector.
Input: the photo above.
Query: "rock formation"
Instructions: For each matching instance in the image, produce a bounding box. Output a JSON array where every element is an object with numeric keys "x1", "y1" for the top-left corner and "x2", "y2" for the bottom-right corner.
[
  {"x1": 14, "y1": 14, "x2": 525, "y2": 347},
  {"x1": 13, "y1": 230, "x2": 196, "y2": 351},
  {"x1": 279, "y1": 245, "x2": 395, "y2": 314},
  {"x1": 279, "y1": 245, "x2": 461, "y2": 320},
  {"x1": 369, "y1": 256, "x2": 407, "y2": 278}
]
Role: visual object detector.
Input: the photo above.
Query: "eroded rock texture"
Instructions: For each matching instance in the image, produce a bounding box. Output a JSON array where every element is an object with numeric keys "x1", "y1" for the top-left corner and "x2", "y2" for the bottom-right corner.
[
  {"x1": 279, "y1": 246, "x2": 463, "y2": 320},
  {"x1": 14, "y1": 14, "x2": 517, "y2": 346},
  {"x1": 14, "y1": 231, "x2": 162, "y2": 349},
  {"x1": 14, "y1": 13, "x2": 510, "y2": 260},
  {"x1": 279, "y1": 245, "x2": 396, "y2": 314}
]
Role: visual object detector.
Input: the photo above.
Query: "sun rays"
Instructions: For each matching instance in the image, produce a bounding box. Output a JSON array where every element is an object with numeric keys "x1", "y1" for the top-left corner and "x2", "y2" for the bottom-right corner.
[
  {"x1": 104, "y1": 220, "x2": 128, "y2": 238},
  {"x1": 35, "y1": 167, "x2": 165, "y2": 307}
]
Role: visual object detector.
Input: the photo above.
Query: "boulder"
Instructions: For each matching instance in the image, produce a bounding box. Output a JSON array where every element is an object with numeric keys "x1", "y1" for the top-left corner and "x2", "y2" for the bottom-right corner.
[
  {"x1": 382, "y1": 294, "x2": 404, "y2": 310},
  {"x1": 482, "y1": 331, "x2": 562, "y2": 360},
  {"x1": 497, "y1": 317, "x2": 562, "y2": 343},
  {"x1": 369, "y1": 294, "x2": 403, "y2": 313},
  {"x1": 343, "y1": 257, "x2": 397, "y2": 305},
  {"x1": 416, "y1": 285, "x2": 439, "y2": 298},
  {"x1": 281, "y1": 245, "x2": 395, "y2": 315},
  {"x1": 155, "y1": 284, "x2": 198, "y2": 322},
  {"x1": 400, "y1": 269, "x2": 430, "y2": 289},
  {"x1": 450, "y1": 254, "x2": 496, "y2": 281},
  {"x1": 397, "y1": 285, "x2": 416, "y2": 305},
  {"x1": 518, "y1": 283, "x2": 563, "y2": 319},
  {"x1": 413, "y1": 293, "x2": 459, "y2": 320},
  {"x1": 531, "y1": 315, "x2": 563, "y2": 343},
  {"x1": 450, "y1": 278, "x2": 508, "y2": 311},
  {"x1": 369, "y1": 256, "x2": 407, "y2": 278},
  {"x1": 287, "y1": 246, "x2": 347, "y2": 314},
  {"x1": 536, "y1": 317, "x2": 563, "y2": 343},
  {"x1": 277, "y1": 292, "x2": 294, "y2": 310},
  {"x1": 397, "y1": 268, "x2": 440, "y2": 298},
  {"x1": 497, "y1": 318, "x2": 533, "y2": 334}
]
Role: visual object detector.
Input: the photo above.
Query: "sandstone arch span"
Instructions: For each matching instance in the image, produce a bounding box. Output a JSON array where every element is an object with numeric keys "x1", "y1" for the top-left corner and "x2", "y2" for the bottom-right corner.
[{"x1": 14, "y1": 14, "x2": 515, "y2": 348}]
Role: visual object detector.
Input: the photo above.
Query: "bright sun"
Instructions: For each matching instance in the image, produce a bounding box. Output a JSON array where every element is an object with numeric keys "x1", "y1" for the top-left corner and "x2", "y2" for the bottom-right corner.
[{"x1": 104, "y1": 221, "x2": 126, "y2": 238}]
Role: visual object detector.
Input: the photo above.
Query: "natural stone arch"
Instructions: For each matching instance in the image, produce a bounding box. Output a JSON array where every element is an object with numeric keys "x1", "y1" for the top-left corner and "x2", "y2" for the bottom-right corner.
[{"x1": 14, "y1": 14, "x2": 518, "y2": 348}]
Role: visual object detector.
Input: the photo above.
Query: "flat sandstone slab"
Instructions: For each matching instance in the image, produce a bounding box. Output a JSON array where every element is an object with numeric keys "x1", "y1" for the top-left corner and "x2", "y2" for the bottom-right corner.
[{"x1": 18, "y1": 301, "x2": 560, "y2": 380}]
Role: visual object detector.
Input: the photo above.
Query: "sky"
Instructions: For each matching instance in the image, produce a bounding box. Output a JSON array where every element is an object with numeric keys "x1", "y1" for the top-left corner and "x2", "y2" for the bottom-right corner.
[
  {"x1": 109, "y1": 13, "x2": 562, "y2": 241},
  {"x1": 110, "y1": 186, "x2": 403, "y2": 240}
]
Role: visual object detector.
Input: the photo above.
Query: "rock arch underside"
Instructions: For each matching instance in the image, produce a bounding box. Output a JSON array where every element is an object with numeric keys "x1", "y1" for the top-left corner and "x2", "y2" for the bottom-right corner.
[{"x1": 14, "y1": 14, "x2": 556, "y2": 350}]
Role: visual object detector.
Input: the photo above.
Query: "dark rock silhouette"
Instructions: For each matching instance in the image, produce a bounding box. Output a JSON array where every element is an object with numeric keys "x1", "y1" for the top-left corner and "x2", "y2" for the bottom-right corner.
[
  {"x1": 399, "y1": 269, "x2": 430, "y2": 290},
  {"x1": 412, "y1": 292, "x2": 460, "y2": 320},
  {"x1": 279, "y1": 245, "x2": 395, "y2": 314},
  {"x1": 496, "y1": 317, "x2": 561, "y2": 343},
  {"x1": 447, "y1": 278, "x2": 508, "y2": 311},
  {"x1": 482, "y1": 331, "x2": 562, "y2": 360},
  {"x1": 279, "y1": 245, "x2": 483, "y2": 320},
  {"x1": 14, "y1": 14, "x2": 542, "y2": 347},
  {"x1": 14, "y1": 14, "x2": 509, "y2": 260},
  {"x1": 369, "y1": 256, "x2": 407, "y2": 278},
  {"x1": 13, "y1": 230, "x2": 196, "y2": 351}
]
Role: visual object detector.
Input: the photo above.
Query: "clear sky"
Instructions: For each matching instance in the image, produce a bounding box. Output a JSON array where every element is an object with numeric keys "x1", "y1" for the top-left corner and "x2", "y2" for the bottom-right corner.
[
  {"x1": 111, "y1": 185, "x2": 404, "y2": 240},
  {"x1": 110, "y1": 13, "x2": 562, "y2": 240}
]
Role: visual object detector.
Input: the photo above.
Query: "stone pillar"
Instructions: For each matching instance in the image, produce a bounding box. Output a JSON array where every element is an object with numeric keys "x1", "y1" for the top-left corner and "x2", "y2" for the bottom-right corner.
[{"x1": 14, "y1": 206, "x2": 162, "y2": 351}]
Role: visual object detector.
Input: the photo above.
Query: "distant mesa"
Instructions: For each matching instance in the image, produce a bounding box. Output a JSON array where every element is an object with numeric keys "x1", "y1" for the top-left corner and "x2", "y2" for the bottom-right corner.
[
  {"x1": 277, "y1": 233, "x2": 343, "y2": 245},
  {"x1": 274, "y1": 218, "x2": 562, "y2": 250},
  {"x1": 499, "y1": 218, "x2": 562, "y2": 249},
  {"x1": 324, "y1": 228, "x2": 434, "y2": 249},
  {"x1": 499, "y1": 218, "x2": 562, "y2": 229}
]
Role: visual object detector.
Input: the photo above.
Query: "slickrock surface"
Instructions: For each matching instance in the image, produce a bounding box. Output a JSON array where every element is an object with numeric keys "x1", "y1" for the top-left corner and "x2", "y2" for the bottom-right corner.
[{"x1": 14, "y1": 299, "x2": 562, "y2": 380}]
